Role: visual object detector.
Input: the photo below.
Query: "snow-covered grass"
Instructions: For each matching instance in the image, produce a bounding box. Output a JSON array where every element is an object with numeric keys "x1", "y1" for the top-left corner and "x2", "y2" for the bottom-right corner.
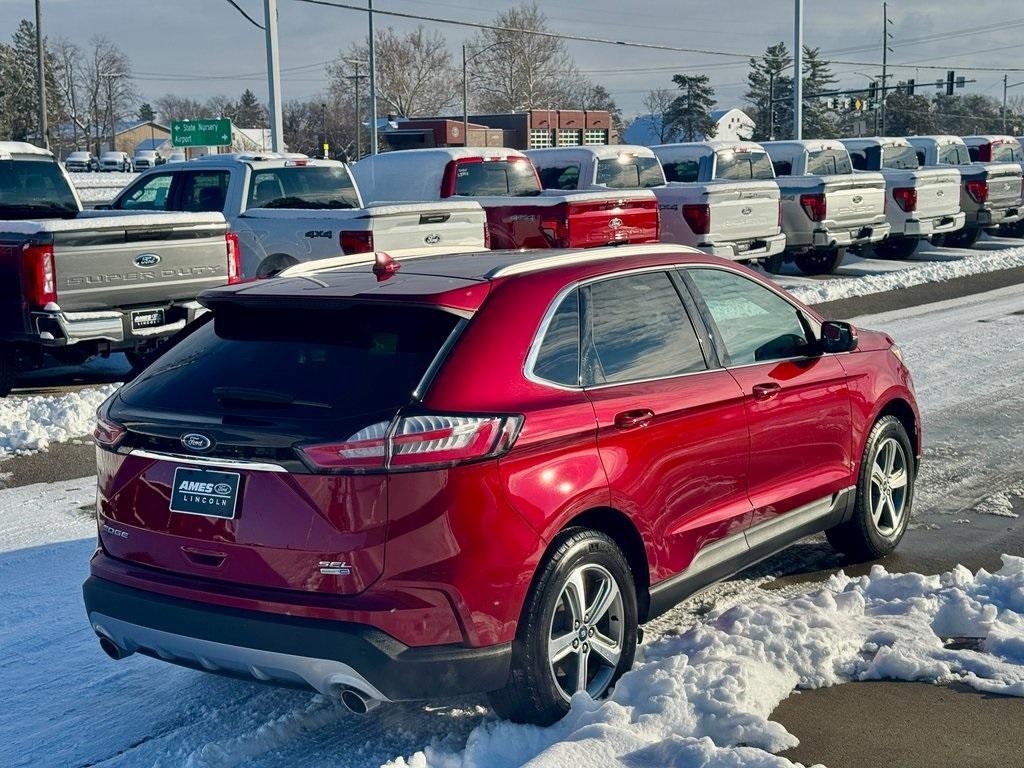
[
  {"x1": 389, "y1": 557, "x2": 1024, "y2": 768},
  {"x1": 68, "y1": 171, "x2": 137, "y2": 204},
  {"x1": 0, "y1": 385, "x2": 116, "y2": 455}
]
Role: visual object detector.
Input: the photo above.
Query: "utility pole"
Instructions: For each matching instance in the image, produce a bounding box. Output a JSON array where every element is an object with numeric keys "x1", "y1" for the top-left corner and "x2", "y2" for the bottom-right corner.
[
  {"x1": 768, "y1": 70, "x2": 775, "y2": 141},
  {"x1": 462, "y1": 45, "x2": 469, "y2": 147},
  {"x1": 881, "y1": 2, "x2": 893, "y2": 135},
  {"x1": 353, "y1": 61, "x2": 362, "y2": 159},
  {"x1": 793, "y1": 0, "x2": 803, "y2": 139},
  {"x1": 263, "y1": 0, "x2": 284, "y2": 152},
  {"x1": 34, "y1": 0, "x2": 48, "y2": 150},
  {"x1": 367, "y1": 0, "x2": 378, "y2": 155},
  {"x1": 1004, "y1": 74, "x2": 1009, "y2": 134}
]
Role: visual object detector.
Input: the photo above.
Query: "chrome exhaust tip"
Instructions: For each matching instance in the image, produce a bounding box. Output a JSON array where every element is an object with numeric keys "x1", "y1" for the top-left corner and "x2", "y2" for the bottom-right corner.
[
  {"x1": 338, "y1": 686, "x2": 381, "y2": 715},
  {"x1": 98, "y1": 635, "x2": 132, "y2": 660}
]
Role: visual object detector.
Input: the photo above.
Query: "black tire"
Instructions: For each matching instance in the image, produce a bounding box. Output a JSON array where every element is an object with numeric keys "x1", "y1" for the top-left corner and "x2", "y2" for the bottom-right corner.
[
  {"x1": 999, "y1": 221, "x2": 1024, "y2": 238},
  {"x1": 794, "y1": 247, "x2": 845, "y2": 275},
  {"x1": 488, "y1": 528, "x2": 638, "y2": 726},
  {"x1": 763, "y1": 252, "x2": 786, "y2": 274},
  {"x1": 826, "y1": 415, "x2": 915, "y2": 560},
  {"x1": 943, "y1": 227, "x2": 982, "y2": 249},
  {"x1": 930, "y1": 233, "x2": 946, "y2": 248},
  {"x1": 871, "y1": 236, "x2": 919, "y2": 260},
  {"x1": 0, "y1": 344, "x2": 15, "y2": 397},
  {"x1": 255, "y1": 254, "x2": 298, "y2": 278}
]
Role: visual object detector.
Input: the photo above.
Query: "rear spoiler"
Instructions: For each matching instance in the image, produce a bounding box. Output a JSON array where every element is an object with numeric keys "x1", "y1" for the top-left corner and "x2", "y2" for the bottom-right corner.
[{"x1": 276, "y1": 245, "x2": 484, "y2": 278}]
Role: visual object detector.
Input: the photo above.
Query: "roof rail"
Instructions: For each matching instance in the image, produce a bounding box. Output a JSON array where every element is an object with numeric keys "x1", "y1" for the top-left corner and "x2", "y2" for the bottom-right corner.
[{"x1": 276, "y1": 245, "x2": 484, "y2": 277}]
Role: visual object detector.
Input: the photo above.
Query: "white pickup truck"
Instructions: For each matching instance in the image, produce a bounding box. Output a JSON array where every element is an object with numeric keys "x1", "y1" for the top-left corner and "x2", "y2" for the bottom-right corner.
[
  {"x1": 908, "y1": 135, "x2": 1022, "y2": 247},
  {"x1": 763, "y1": 140, "x2": 891, "y2": 271},
  {"x1": 106, "y1": 153, "x2": 488, "y2": 278},
  {"x1": 642, "y1": 141, "x2": 786, "y2": 263},
  {"x1": 840, "y1": 138, "x2": 965, "y2": 258}
]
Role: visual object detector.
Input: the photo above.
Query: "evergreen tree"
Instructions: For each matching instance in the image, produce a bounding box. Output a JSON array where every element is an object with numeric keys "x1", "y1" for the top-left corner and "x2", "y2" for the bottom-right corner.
[
  {"x1": 881, "y1": 90, "x2": 936, "y2": 137},
  {"x1": 137, "y1": 102, "x2": 155, "y2": 123},
  {"x1": 665, "y1": 73, "x2": 716, "y2": 141},
  {"x1": 234, "y1": 88, "x2": 266, "y2": 127},
  {"x1": 745, "y1": 43, "x2": 793, "y2": 141},
  {"x1": 0, "y1": 20, "x2": 63, "y2": 143},
  {"x1": 801, "y1": 46, "x2": 838, "y2": 139}
]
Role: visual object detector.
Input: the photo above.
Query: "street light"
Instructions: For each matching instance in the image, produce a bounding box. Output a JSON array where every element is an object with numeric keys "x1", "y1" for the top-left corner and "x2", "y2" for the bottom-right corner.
[{"x1": 462, "y1": 41, "x2": 508, "y2": 147}]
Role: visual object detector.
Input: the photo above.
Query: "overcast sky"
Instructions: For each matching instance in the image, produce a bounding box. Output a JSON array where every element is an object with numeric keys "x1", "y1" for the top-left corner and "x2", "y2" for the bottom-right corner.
[{"x1": 3, "y1": 0, "x2": 1021, "y2": 116}]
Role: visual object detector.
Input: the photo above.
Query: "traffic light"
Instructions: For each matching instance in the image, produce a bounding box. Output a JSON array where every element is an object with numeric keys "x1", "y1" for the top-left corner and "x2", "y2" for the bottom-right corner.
[
  {"x1": 868, "y1": 81, "x2": 878, "y2": 99},
  {"x1": 946, "y1": 71, "x2": 955, "y2": 96},
  {"x1": 906, "y1": 78, "x2": 915, "y2": 95}
]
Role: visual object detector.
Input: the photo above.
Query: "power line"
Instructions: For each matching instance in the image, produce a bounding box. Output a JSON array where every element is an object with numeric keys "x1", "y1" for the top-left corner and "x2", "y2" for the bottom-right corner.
[{"x1": 223, "y1": 0, "x2": 265, "y2": 29}]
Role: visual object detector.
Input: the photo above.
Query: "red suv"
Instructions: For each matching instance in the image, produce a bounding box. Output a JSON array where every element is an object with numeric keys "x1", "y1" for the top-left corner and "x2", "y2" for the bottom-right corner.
[{"x1": 83, "y1": 245, "x2": 920, "y2": 725}]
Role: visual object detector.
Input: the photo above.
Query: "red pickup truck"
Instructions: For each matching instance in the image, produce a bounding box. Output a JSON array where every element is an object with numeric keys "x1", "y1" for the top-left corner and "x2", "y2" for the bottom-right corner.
[{"x1": 351, "y1": 147, "x2": 659, "y2": 249}]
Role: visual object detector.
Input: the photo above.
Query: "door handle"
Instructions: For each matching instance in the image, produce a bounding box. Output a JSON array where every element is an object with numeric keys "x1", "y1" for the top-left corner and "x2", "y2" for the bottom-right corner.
[
  {"x1": 614, "y1": 408, "x2": 655, "y2": 429},
  {"x1": 752, "y1": 382, "x2": 782, "y2": 401}
]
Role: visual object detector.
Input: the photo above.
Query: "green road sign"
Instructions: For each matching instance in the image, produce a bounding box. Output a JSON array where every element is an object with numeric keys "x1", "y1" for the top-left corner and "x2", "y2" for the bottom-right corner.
[{"x1": 171, "y1": 119, "x2": 232, "y2": 147}]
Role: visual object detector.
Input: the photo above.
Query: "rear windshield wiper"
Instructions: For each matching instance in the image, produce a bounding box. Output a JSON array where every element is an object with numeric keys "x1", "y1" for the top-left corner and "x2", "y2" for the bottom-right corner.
[{"x1": 213, "y1": 386, "x2": 331, "y2": 409}]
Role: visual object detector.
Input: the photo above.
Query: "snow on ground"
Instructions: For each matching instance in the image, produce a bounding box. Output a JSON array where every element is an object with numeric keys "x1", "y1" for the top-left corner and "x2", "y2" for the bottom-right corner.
[
  {"x1": 760, "y1": 237, "x2": 1024, "y2": 305},
  {"x1": 68, "y1": 171, "x2": 137, "y2": 204},
  {"x1": 0, "y1": 384, "x2": 116, "y2": 455}
]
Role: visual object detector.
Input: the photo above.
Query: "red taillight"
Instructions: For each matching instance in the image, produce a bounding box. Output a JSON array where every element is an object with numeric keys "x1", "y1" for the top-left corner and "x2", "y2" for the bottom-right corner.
[
  {"x1": 23, "y1": 244, "x2": 57, "y2": 309},
  {"x1": 800, "y1": 193, "x2": 827, "y2": 222},
  {"x1": 682, "y1": 203, "x2": 711, "y2": 235},
  {"x1": 299, "y1": 413, "x2": 522, "y2": 473},
  {"x1": 892, "y1": 187, "x2": 917, "y2": 213},
  {"x1": 340, "y1": 230, "x2": 374, "y2": 254},
  {"x1": 483, "y1": 222, "x2": 491, "y2": 249},
  {"x1": 94, "y1": 412, "x2": 125, "y2": 449},
  {"x1": 225, "y1": 232, "x2": 241, "y2": 284},
  {"x1": 965, "y1": 179, "x2": 988, "y2": 204}
]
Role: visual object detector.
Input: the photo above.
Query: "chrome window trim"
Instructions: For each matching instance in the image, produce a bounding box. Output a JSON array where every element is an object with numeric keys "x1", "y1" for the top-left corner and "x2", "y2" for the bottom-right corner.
[{"x1": 128, "y1": 448, "x2": 288, "y2": 473}]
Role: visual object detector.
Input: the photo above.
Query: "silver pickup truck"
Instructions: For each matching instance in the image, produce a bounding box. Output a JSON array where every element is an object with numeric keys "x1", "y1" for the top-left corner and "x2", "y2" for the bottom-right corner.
[
  {"x1": 908, "y1": 136, "x2": 1022, "y2": 248},
  {"x1": 962, "y1": 136, "x2": 1024, "y2": 239},
  {"x1": 841, "y1": 137, "x2": 965, "y2": 258},
  {"x1": 0, "y1": 141, "x2": 233, "y2": 394},
  {"x1": 764, "y1": 140, "x2": 890, "y2": 273}
]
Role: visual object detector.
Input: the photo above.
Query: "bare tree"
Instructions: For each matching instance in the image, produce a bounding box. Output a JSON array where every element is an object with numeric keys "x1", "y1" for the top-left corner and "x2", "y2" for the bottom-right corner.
[
  {"x1": 468, "y1": 3, "x2": 579, "y2": 112},
  {"x1": 53, "y1": 38, "x2": 85, "y2": 148},
  {"x1": 332, "y1": 26, "x2": 457, "y2": 118},
  {"x1": 153, "y1": 95, "x2": 210, "y2": 124},
  {"x1": 80, "y1": 36, "x2": 136, "y2": 152},
  {"x1": 643, "y1": 88, "x2": 676, "y2": 142}
]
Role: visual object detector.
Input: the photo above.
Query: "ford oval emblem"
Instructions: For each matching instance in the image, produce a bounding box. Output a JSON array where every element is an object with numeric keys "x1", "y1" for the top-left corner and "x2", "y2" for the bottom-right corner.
[
  {"x1": 424, "y1": 232, "x2": 441, "y2": 245},
  {"x1": 134, "y1": 253, "x2": 161, "y2": 267},
  {"x1": 852, "y1": 195, "x2": 863, "y2": 204},
  {"x1": 936, "y1": 189, "x2": 944, "y2": 196},
  {"x1": 741, "y1": 206, "x2": 752, "y2": 215},
  {"x1": 609, "y1": 217, "x2": 623, "y2": 230},
  {"x1": 181, "y1": 433, "x2": 212, "y2": 452},
  {"x1": 213, "y1": 483, "x2": 232, "y2": 495}
]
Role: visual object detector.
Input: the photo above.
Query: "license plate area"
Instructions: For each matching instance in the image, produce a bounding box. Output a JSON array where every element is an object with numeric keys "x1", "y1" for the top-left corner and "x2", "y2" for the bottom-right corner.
[
  {"x1": 170, "y1": 467, "x2": 240, "y2": 519},
  {"x1": 131, "y1": 308, "x2": 165, "y2": 331}
]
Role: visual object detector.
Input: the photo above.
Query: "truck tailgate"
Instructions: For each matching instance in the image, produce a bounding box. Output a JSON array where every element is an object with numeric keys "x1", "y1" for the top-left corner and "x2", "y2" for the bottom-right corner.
[
  {"x1": 982, "y1": 163, "x2": 1023, "y2": 208},
  {"x1": 703, "y1": 180, "x2": 779, "y2": 242},
  {"x1": 820, "y1": 175, "x2": 886, "y2": 229},
  {"x1": 912, "y1": 168, "x2": 962, "y2": 219},
  {"x1": 47, "y1": 214, "x2": 229, "y2": 311}
]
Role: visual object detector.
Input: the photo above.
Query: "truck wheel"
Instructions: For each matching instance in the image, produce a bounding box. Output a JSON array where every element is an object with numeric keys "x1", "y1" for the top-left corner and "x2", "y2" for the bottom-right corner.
[
  {"x1": 943, "y1": 227, "x2": 981, "y2": 249},
  {"x1": 826, "y1": 415, "x2": 915, "y2": 560},
  {"x1": 0, "y1": 345, "x2": 15, "y2": 397},
  {"x1": 794, "y1": 248, "x2": 845, "y2": 275},
  {"x1": 488, "y1": 528, "x2": 638, "y2": 726},
  {"x1": 872, "y1": 236, "x2": 919, "y2": 260},
  {"x1": 763, "y1": 253, "x2": 786, "y2": 274},
  {"x1": 998, "y1": 221, "x2": 1024, "y2": 238},
  {"x1": 256, "y1": 254, "x2": 298, "y2": 278}
]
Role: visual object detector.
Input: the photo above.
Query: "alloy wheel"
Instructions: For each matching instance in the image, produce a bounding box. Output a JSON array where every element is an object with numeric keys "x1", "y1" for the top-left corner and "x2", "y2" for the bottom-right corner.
[{"x1": 869, "y1": 437, "x2": 909, "y2": 537}]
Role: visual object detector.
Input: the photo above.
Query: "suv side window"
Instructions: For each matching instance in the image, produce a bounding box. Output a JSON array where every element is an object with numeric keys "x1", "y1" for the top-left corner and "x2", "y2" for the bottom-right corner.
[
  {"x1": 118, "y1": 173, "x2": 173, "y2": 211},
  {"x1": 687, "y1": 268, "x2": 809, "y2": 365},
  {"x1": 178, "y1": 170, "x2": 230, "y2": 212},
  {"x1": 532, "y1": 289, "x2": 580, "y2": 386},
  {"x1": 581, "y1": 272, "x2": 706, "y2": 386}
]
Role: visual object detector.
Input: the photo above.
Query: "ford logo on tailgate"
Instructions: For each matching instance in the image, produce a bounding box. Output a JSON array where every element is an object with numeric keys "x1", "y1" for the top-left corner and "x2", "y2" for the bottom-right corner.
[
  {"x1": 852, "y1": 195, "x2": 863, "y2": 204},
  {"x1": 424, "y1": 233, "x2": 441, "y2": 245},
  {"x1": 181, "y1": 433, "x2": 213, "y2": 452},
  {"x1": 134, "y1": 253, "x2": 161, "y2": 267},
  {"x1": 609, "y1": 217, "x2": 623, "y2": 230},
  {"x1": 741, "y1": 207, "x2": 752, "y2": 215}
]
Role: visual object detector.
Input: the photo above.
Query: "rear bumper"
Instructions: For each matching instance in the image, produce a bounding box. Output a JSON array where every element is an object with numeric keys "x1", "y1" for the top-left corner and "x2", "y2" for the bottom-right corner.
[
  {"x1": 30, "y1": 301, "x2": 206, "y2": 349},
  {"x1": 812, "y1": 221, "x2": 891, "y2": 248},
  {"x1": 83, "y1": 575, "x2": 512, "y2": 702},
  {"x1": 902, "y1": 211, "x2": 965, "y2": 237},
  {"x1": 972, "y1": 205, "x2": 1023, "y2": 228},
  {"x1": 701, "y1": 232, "x2": 786, "y2": 261}
]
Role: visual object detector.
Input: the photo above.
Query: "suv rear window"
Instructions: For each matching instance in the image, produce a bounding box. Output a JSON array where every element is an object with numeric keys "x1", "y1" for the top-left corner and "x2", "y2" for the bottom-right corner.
[
  {"x1": 596, "y1": 156, "x2": 665, "y2": 188},
  {"x1": 806, "y1": 149, "x2": 852, "y2": 175},
  {"x1": 0, "y1": 158, "x2": 78, "y2": 219},
  {"x1": 248, "y1": 165, "x2": 360, "y2": 209},
  {"x1": 121, "y1": 304, "x2": 460, "y2": 422},
  {"x1": 715, "y1": 150, "x2": 775, "y2": 180},
  {"x1": 453, "y1": 160, "x2": 541, "y2": 196}
]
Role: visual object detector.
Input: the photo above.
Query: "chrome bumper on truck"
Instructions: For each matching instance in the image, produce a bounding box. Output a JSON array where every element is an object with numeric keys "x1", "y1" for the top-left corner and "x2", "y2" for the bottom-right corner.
[
  {"x1": 31, "y1": 301, "x2": 206, "y2": 348},
  {"x1": 83, "y1": 575, "x2": 512, "y2": 704},
  {"x1": 973, "y1": 206, "x2": 1023, "y2": 228},
  {"x1": 903, "y1": 211, "x2": 966, "y2": 237},
  {"x1": 812, "y1": 221, "x2": 892, "y2": 248},
  {"x1": 702, "y1": 232, "x2": 786, "y2": 261}
]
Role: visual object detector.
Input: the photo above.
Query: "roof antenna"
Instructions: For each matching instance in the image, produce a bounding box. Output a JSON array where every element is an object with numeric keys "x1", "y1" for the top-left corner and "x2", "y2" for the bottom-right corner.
[{"x1": 372, "y1": 251, "x2": 400, "y2": 281}]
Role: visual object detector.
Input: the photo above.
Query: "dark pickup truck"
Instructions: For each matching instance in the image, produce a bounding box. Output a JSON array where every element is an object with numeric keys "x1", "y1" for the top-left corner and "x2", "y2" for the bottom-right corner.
[{"x1": 0, "y1": 142, "x2": 235, "y2": 395}]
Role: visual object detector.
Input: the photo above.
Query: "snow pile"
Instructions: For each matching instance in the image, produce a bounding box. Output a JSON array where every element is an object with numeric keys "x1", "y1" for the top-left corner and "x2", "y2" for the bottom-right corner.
[
  {"x1": 68, "y1": 171, "x2": 137, "y2": 203},
  {"x1": 0, "y1": 385, "x2": 116, "y2": 455},
  {"x1": 787, "y1": 246, "x2": 1024, "y2": 305},
  {"x1": 390, "y1": 557, "x2": 1024, "y2": 768}
]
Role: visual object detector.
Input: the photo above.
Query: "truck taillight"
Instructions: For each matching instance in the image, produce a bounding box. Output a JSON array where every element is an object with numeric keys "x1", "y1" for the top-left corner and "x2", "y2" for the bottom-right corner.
[
  {"x1": 681, "y1": 204, "x2": 711, "y2": 235},
  {"x1": 340, "y1": 230, "x2": 374, "y2": 254},
  {"x1": 483, "y1": 222, "x2": 491, "y2": 249},
  {"x1": 799, "y1": 193, "x2": 827, "y2": 222},
  {"x1": 299, "y1": 413, "x2": 523, "y2": 473},
  {"x1": 892, "y1": 187, "x2": 917, "y2": 213},
  {"x1": 225, "y1": 232, "x2": 241, "y2": 284},
  {"x1": 965, "y1": 179, "x2": 988, "y2": 204},
  {"x1": 23, "y1": 244, "x2": 57, "y2": 309}
]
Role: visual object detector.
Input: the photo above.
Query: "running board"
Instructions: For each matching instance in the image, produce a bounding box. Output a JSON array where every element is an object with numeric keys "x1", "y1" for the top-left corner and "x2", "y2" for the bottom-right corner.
[{"x1": 646, "y1": 486, "x2": 856, "y2": 620}]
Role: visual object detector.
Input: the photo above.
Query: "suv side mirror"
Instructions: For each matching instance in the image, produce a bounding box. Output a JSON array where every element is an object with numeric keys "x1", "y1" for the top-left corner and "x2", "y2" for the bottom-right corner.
[{"x1": 820, "y1": 320, "x2": 858, "y2": 354}]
